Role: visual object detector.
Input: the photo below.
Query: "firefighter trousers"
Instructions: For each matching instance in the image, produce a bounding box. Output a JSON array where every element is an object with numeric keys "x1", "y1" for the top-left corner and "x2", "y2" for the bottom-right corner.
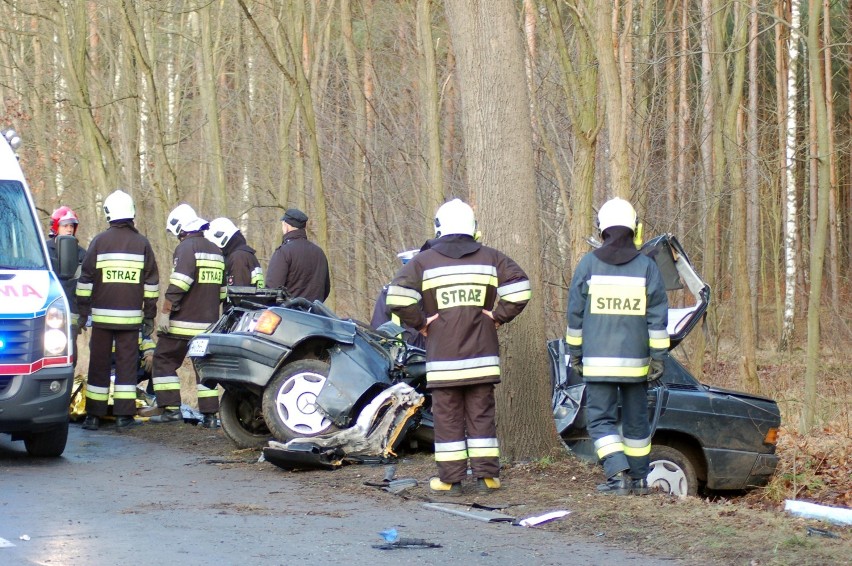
[
  {"x1": 152, "y1": 334, "x2": 219, "y2": 414},
  {"x1": 586, "y1": 381, "x2": 651, "y2": 480},
  {"x1": 431, "y1": 383, "x2": 500, "y2": 484},
  {"x1": 85, "y1": 327, "x2": 138, "y2": 417}
]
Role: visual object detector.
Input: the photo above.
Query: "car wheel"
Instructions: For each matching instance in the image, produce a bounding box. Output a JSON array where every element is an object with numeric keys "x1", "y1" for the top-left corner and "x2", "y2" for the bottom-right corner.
[
  {"x1": 648, "y1": 444, "x2": 698, "y2": 497},
  {"x1": 262, "y1": 359, "x2": 337, "y2": 442},
  {"x1": 219, "y1": 390, "x2": 271, "y2": 449},
  {"x1": 23, "y1": 420, "x2": 69, "y2": 457}
]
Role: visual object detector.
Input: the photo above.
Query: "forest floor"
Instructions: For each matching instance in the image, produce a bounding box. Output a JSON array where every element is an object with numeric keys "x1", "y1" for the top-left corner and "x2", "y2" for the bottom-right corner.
[{"x1": 74, "y1": 336, "x2": 851, "y2": 565}]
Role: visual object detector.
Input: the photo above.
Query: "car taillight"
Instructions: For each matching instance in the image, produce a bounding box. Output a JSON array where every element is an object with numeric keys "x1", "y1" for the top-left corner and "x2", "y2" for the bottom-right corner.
[
  {"x1": 255, "y1": 311, "x2": 281, "y2": 335},
  {"x1": 764, "y1": 427, "x2": 779, "y2": 446}
]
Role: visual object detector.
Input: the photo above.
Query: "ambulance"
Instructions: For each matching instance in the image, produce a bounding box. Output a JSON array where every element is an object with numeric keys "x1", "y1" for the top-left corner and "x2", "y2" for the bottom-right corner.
[{"x1": 0, "y1": 128, "x2": 75, "y2": 456}]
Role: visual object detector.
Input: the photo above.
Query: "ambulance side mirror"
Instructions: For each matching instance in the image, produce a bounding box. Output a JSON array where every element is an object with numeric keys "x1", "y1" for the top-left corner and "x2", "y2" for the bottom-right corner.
[{"x1": 54, "y1": 235, "x2": 79, "y2": 280}]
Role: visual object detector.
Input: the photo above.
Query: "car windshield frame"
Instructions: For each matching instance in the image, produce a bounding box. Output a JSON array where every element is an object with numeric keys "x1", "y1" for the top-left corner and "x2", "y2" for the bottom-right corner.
[{"x1": 0, "y1": 179, "x2": 48, "y2": 270}]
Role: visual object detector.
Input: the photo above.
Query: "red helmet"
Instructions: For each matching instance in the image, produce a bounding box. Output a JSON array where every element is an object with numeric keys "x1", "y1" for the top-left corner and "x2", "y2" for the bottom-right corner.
[{"x1": 50, "y1": 206, "x2": 79, "y2": 236}]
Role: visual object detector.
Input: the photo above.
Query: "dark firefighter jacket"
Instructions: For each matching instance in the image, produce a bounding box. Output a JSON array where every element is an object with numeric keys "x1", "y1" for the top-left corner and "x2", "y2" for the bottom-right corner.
[
  {"x1": 163, "y1": 232, "x2": 224, "y2": 339},
  {"x1": 566, "y1": 245, "x2": 670, "y2": 383},
  {"x1": 371, "y1": 285, "x2": 426, "y2": 349},
  {"x1": 387, "y1": 235, "x2": 531, "y2": 388},
  {"x1": 76, "y1": 221, "x2": 159, "y2": 329},
  {"x1": 222, "y1": 231, "x2": 264, "y2": 287},
  {"x1": 266, "y1": 228, "x2": 330, "y2": 302},
  {"x1": 48, "y1": 237, "x2": 87, "y2": 316}
]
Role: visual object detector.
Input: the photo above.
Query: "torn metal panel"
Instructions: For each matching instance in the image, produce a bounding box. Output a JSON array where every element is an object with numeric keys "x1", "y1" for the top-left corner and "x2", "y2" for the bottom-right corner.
[
  {"x1": 263, "y1": 383, "x2": 423, "y2": 471},
  {"x1": 423, "y1": 502, "x2": 516, "y2": 523}
]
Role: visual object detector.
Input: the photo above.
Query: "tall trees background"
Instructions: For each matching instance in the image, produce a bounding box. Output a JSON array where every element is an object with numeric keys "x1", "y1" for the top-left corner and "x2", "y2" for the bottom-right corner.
[{"x1": 0, "y1": 0, "x2": 848, "y2": 436}]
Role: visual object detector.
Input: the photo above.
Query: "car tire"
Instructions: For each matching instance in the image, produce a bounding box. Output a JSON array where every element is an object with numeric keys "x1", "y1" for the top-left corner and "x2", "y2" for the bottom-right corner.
[
  {"x1": 23, "y1": 420, "x2": 69, "y2": 457},
  {"x1": 648, "y1": 444, "x2": 698, "y2": 497},
  {"x1": 219, "y1": 390, "x2": 271, "y2": 449},
  {"x1": 262, "y1": 359, "x2": 337, "y2": 442}
]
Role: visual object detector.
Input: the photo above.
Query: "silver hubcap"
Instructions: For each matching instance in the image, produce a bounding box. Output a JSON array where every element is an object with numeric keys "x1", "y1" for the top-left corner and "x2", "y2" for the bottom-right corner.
[
  {"x1": 273, "y1": 371, "x2": 332, "y2": 435},
  {"x1": 647, "y1": 458, "x2": 688, "y2": 497}
]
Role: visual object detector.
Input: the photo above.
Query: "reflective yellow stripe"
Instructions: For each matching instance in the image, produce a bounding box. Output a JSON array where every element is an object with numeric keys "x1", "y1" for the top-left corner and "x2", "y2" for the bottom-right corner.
[
  {"x1": 583, "y1": 366, "x2": 648, "y2": 378},
  {"x1": 92, "y1": 314, "x2": 144, "y2": 325},
  {"x1": 434, "y1": 450, "x2": 468, "y2": 462},
  {"x1": 386, "y1": 295, "x2": 418, "y2": 307},
  {"x1": 427, "y1": 365, "x2": 500, "y2": 383},
  {"x1": 197, "y1": 389, "x2": 219, "y2": 399},
  {"x1": 597, "y1": 442, "x2": 624, "y2": 459},
  {"x1": 113, "y1": 391, "x2": 137, "y2": 400},
  {"x1": 153, "y1": 383, "x2": 182, "y2": 391},
  {"x1": 85, "y1": 390, "x2": 109, "y2": 402},
  {"x1": 566, "y1": 335, "x2": 582, "y2": 346},
  {"x1": 170, "y1": 278, "x2": 191, "y2": 291},
  {"x1": 468, "y1": 447, "x2": 500, "y2": 458},
  {"x1": 501, "y1": 290, "x2": 531, "y2": 303},
  {"x1": 649, "y1": 337, "x2": 670, "y2": 349},
  {"x1": 624, "y1": 444, "x2": 652, "y2": 457}
]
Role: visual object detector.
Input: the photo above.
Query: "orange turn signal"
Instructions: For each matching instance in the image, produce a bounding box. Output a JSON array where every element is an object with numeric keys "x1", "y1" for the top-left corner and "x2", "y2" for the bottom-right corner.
[
  {"x1": 255, "y1": 311, "x2": 282, "y2": 335},
  {"x1": 764, "y1": 427, "x2": 779, "y2": 446}
]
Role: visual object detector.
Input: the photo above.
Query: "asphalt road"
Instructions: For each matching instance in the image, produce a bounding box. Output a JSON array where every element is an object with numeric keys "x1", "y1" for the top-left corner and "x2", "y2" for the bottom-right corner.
[{"x1": 1, "y1": 424, "x2": 681, "y2": 566}]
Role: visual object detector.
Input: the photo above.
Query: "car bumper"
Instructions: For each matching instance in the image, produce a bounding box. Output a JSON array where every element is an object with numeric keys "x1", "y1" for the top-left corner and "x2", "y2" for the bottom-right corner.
[
  {"x1": 704, "y1": 447, "x2": 779, "y2": 490},
  {"x1": 190, "y1": 333, "x2": 288, "y2": 388},
  {"x1": 0, "y1": 366, "x2": 73, "y2": 434}
]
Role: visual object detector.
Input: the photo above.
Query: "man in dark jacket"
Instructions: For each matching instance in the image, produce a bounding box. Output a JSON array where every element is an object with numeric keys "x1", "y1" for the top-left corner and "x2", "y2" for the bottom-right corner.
[
  {"x1": 76, "y1": 190, "x2": 159, "y2": 430},
  {"x1": 387, "y1": 199, "x2": 531, "y2": 496},
  {"x1": 205, "y1": 217, "x2": 265, "y2": 289},
  {"x1": 266, "y1": 208, "x2": 330, "y2": 302},
  {"x1": 149, "y1": 204, "x2": 224, "y2": 427},
  {"x1": 566, "y1": 197, "x2": 670, "y2": 496}
]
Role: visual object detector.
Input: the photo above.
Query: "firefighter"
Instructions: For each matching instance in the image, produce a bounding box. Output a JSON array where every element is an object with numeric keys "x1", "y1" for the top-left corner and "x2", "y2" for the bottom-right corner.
[
  {"x1": 204, "y1": 217, "x2": 265, "y2": 289},
  {"x1": 75, "y1": 190, "x2": 159, "y2": 430},
  {"x1": 387, "y1": 199, "x2": 531, "y2": 496},
  {"x1": 371, "y1": 247, "x2": 428, "y2": 349},
  {"x1": 46, "y1": 206, "x2": 87, "y2": 366},
  {"x1": 149, "y1": 204, "x2": 225, "y2": 427},
  {"x1": 566, "y1": 197, "x2": 669, "y2": 495},
  {"x1": 266, "y1": 208, "x2": 330, "y2": 302}
]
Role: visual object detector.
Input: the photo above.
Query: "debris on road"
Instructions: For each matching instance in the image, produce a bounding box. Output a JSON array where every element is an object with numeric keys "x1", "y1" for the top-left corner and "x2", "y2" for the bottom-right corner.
[
  {"x1": 517, "y1": 510, "x2": 571, "y2": 527},
  {"x1": 784, "y1": 500, "x2": 852, "y2": 525},
  {"x1": 423, "y1": 502, "x2": 515, "y2": 523}
]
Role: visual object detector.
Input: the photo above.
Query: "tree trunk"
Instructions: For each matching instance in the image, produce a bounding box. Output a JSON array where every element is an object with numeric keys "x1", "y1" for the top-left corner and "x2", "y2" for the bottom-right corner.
[
  {"x1": 802, "y1": 0, "x2": 829, "y2": 431},
  {"x1": 722, "y1": 1, "x2": 759, "y2": 394},
  {"x1": 341, "y1": 0, "x2": 369, "y2": 319},
  {"x1": 746, "y1": 0, "x2": 760, "y2": 341},
  {"x1": 443, "y1": 0, "x2": 560, "y2": 460},
  {"x1": 779, "y1": 0, "x2": 800, "y2": 352},
  {"x1": 417, "y1": 0, "x2": 445, "y2": 214}
]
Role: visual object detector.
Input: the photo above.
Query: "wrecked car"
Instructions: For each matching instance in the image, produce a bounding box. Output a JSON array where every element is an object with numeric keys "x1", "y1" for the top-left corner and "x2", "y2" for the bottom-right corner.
[
  {"x1": 549, "y1": 234, "x2": 781, "y2": 497},
  {"x1": 188, "y1": 288, "x2": 428, "y2": 469}
]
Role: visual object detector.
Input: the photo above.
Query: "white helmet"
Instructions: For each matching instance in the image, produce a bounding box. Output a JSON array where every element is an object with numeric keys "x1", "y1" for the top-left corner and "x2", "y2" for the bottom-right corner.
[
  {"x1": 434, "y1": 198, "x2": 476, "y2": 238},
  {"x1": 597, "y1": 197, "x2": 637, "y2": 233},
  {"x1": 166, "y1": 203, "x2": 207, "y2": 236},
  {"x1": 205, "y1": 217, "x2": 239, "y2": 248},
  {"x1": 103, "y1": 190, "x2": 136, "y2": 222}
]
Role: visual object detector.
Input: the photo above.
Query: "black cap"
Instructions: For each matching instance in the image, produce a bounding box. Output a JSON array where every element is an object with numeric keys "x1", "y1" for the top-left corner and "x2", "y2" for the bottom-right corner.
[{"x1": 281, "y1": 208, "x2": 308, "y2": 229}]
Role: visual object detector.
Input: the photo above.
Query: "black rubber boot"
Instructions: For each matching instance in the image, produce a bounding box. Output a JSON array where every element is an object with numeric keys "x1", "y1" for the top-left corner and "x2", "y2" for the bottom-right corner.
[
  {"x1": 148, "y1": 408, "x2": 182, "y2": 423},
  {"x1": 81, "y1": 415, "x2": 100, "y2": 431},
  {"x1": 115, "y1": 415, "x2": 141, "y2": 428},
  {"x1": 596, "y1": 472, "x2": 631, "y2": 495}
]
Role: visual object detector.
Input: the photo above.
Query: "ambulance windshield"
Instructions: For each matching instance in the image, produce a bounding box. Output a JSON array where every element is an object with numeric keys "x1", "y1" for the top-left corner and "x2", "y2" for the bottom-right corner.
[{"x1": 0, "y1": 180, "x2": 47, "y2": 269}]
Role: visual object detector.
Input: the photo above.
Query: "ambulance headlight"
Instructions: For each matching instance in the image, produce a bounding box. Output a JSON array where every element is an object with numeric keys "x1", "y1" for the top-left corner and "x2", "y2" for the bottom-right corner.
[{"x1": 44, "y1": 301, "x2": 69, "y2": 356}]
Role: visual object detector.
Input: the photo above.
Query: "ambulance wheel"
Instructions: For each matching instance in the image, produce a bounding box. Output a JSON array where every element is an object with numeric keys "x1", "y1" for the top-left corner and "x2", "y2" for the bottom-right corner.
[
  {"x1": 24, "y1": 420, "x2": 69, "y2": 457},
  {"x1": 262, "y1": 360, "x2": 337, "y2": 442},
  {"x1": 648, "y1": 444, "x2": 698, "y2": 497},
  {"x1": 219, "y1": 390, "x2": 271, "y2": 449}
]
